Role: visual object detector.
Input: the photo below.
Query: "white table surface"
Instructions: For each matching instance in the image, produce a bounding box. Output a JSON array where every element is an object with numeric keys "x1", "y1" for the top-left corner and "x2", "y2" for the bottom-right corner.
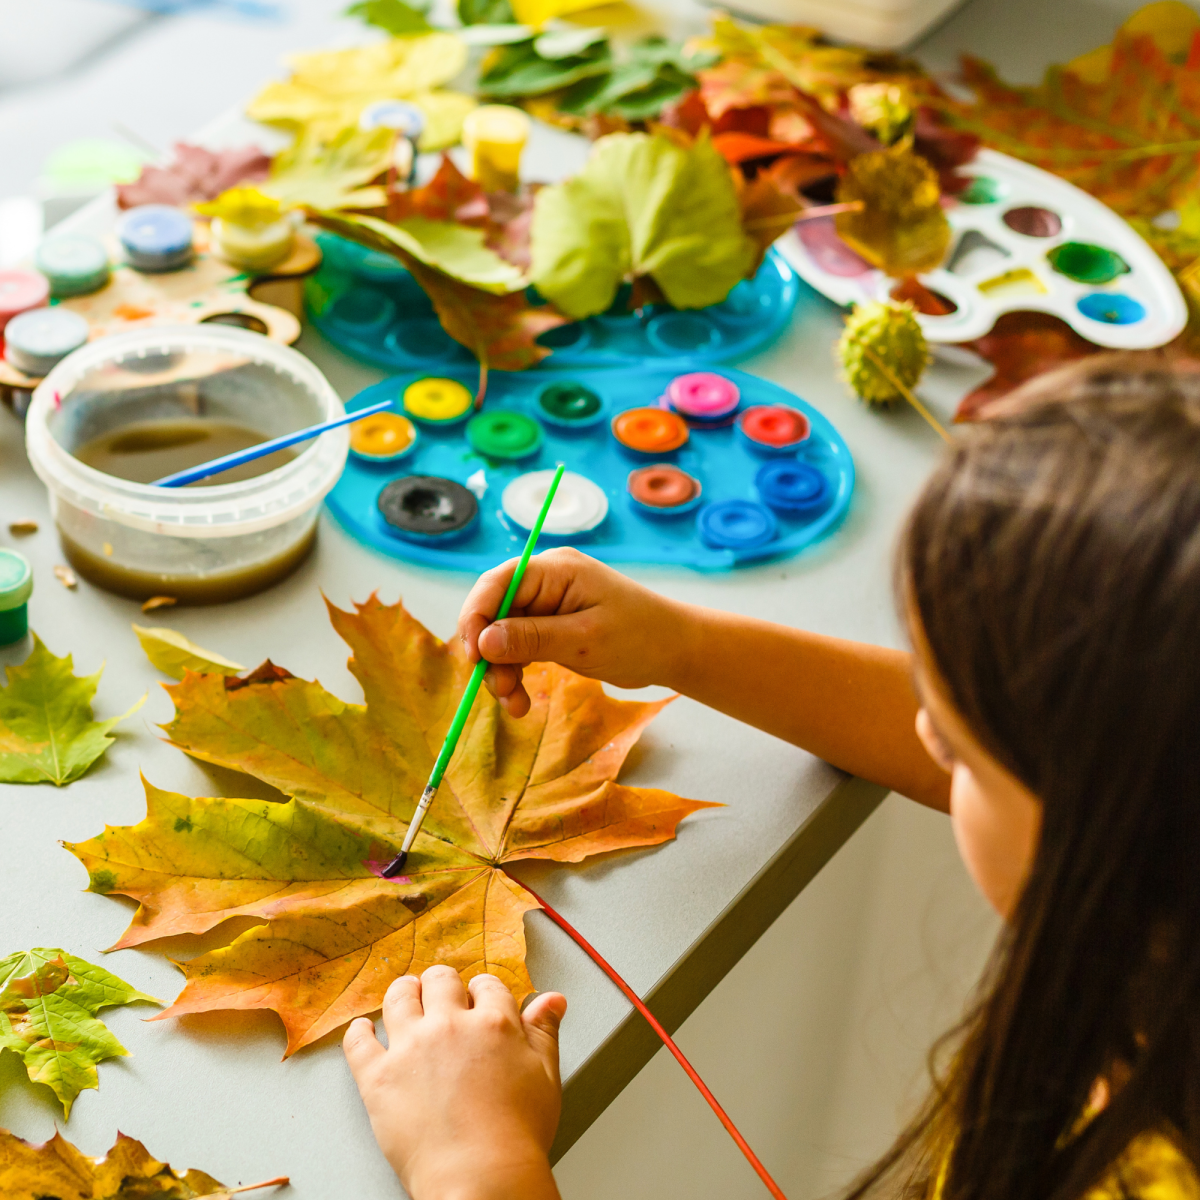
[{"x1": 0, "y1": 3, "x2": 1016, "y2": 1194}]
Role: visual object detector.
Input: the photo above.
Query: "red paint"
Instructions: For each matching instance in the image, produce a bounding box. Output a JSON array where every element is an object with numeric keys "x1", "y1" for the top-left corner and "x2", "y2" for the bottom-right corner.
[{"x1": 739, "y1": 405, "x2": 811, "y2": 448}]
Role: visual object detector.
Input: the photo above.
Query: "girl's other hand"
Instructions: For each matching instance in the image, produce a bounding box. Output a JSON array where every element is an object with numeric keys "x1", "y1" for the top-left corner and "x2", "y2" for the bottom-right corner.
[
  {"x1": 457, "y1": 548, "x2": 690, "y2": 716},
  {"x1": 344, "y1": 966, "x2": 566, "y2": 1200}
]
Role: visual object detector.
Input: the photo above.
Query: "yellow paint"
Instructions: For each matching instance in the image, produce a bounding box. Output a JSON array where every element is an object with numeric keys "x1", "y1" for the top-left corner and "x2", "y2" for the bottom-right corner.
[
  {"x1": 403, "y1": 377, "x2": 472, "y2": 422},
  {"x1": 977, "y1": 267, "x2": 1049, "y2": 299},
  {"x1": 462, "y1": 105, "x2": 530, "y2": 193},
  {"x1": 350, "y1": 412, "x2": 416, "y2": 459}
]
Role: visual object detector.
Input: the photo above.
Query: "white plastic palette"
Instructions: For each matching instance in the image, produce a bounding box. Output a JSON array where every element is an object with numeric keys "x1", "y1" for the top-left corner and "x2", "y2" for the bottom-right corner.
[{"x1": 778, "y1": 148, "x2": 1187, "y2": 349}]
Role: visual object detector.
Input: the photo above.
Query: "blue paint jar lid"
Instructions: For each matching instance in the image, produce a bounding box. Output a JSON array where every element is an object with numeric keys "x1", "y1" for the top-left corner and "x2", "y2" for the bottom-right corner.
[
  {"x1": 36, "y1": 235, "x2": 111, "y2": 297},
  {"x1": 4, "y1": 307, "x2": 90, "y2": 376},
  {"x1": 0, "y1": 548, "x2": 33, "y2": 612},
  {"x1": 360, "y1": 100, "x2": 426, "y2": 138},
  {"x1": 697, "y1": 499, "x2": 777, "y2": 550},
  {"x1": 755, "y1": 461, "x2": 830, "y2": 517},
  {"x1": 117, "y1": 205, "x2": 194, "y2": 271}
]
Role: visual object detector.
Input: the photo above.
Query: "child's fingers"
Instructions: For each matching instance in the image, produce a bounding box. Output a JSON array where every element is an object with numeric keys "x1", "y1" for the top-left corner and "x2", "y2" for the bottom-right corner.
[
  {"x1": 382, "y1": 974, "x2": 423, "y2": 1029},
  {"x1": 521, "y1": 992, "x2": 566, "y2": 1080},
  {"x1": 478, "y1": 611, "x2": 593, "y2": 667},
  {"x1": 343, "y1": 1016, "x2": 384, "y2": 1075},
  {"x1": 467, "y1": 973, "x2": 520, "y2": 1021},
  {"x1": 419, "y1": 963, "x2": 469, "y2": 1012}
]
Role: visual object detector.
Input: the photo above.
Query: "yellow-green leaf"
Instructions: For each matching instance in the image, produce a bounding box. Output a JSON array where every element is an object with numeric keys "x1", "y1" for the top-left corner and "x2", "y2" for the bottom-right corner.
[
  {"x1": 132, "y1": 626, "x2": 245, "y2": 681},
  {"x1": 261, "y1": 126, "x2": 394, "y2": 213},
  {"x1": 0, "y1": 636, "x2": 145, "y2": 786},
  {"x1": 0, "y1": 950, "x2": 159, "y2": 1117},
  {"x1": 530, "y1": 130, "x2": 756, "y2": 320}
]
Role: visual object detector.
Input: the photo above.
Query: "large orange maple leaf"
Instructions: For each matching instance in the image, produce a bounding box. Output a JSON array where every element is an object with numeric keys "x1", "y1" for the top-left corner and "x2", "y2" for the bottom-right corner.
[{"x1": 67, "y1": 597, "x2": 714, "y2": 1055}]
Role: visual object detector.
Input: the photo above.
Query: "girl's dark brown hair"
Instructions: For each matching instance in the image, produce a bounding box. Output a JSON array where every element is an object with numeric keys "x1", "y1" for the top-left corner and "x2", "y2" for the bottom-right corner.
[{"x1": 853, "y1": 354, "x2": 1200, "y2": 1200}]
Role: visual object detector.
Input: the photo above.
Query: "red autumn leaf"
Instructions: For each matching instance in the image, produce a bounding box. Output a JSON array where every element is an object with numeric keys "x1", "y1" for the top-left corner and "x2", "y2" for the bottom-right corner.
[
  {"x1": 66, "y1": 597, "x2": 714, "y2": 1055},
  {"x1": 955, "y1": 310, "x2": 1103, "y2": 420},
  {"x1": 115, "y1": 143, "x2": 271, "y2": 210},
  {"x1": 937, "y1": 25, "x2": 1200, "y2": 218},
  {"x1": 712, "y1": 131, "x2": 812, "y2": 164}
]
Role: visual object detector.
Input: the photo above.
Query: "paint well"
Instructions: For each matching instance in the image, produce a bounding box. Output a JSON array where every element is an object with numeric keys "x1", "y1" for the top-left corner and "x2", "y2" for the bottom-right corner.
[
  {"x1": 1077, "y1": 292, "x2": 1146, "y2": 324},
  {"x1": 1047, "y1": 242, "x2": 1130, "y2": 284},
  {"x1": 1002, "y1": 206, "x2": 1063, "y2": 238},
  {"x1": 503, "y1": 469, "x2": 608, "y2": 535}
]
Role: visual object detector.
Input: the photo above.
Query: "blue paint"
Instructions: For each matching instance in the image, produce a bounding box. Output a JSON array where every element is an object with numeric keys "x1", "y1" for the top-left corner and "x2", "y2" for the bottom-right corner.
[
  {"x1": 306, "y1": 233, "x2": 801, "y2": 373},
  {"x1": 698, "y1": 500, "x2": 778, "y2": 551},
  {"x1": 117, "y1": 205, "x2": 194, "y2": 272},
  {"x1": 755, "y1": 460, "x2": 831, "y2": 517},
  {"x1": 325, "y1": 362, "x2": 855, "y2": 571},
  {"x1": 1076, "y1": 292, "x2": 1146, "y2": 325}
]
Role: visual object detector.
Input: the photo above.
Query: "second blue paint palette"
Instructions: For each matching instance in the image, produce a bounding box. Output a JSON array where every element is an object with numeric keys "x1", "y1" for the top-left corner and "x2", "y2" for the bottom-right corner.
[{"x1": 326, "y1": 361, "x2": 855, "y2": 572}]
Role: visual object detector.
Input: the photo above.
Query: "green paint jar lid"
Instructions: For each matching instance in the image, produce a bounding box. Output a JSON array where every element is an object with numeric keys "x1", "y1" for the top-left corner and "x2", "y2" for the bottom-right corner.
[
  {"x1": 0, "y1": 548, "x2": 33, "y2": 611},
  {"x1": 466, "y1": 411, "x2": 543, "y2": 460},
  {"x1": 36, "y1": 235, "x2": 111, "y2": 298}
]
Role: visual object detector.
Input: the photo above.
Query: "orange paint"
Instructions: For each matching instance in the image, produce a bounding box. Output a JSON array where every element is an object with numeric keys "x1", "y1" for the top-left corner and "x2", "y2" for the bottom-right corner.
[
  {"x1": 113, "y1": 303, "x2": 155, "y2": 322},
  {"x1": 612, "y1": 407, "x2": 689, "y2": 453},
  {"x1": 350, "y1": 412, "x2": 416, "y2": 460}
]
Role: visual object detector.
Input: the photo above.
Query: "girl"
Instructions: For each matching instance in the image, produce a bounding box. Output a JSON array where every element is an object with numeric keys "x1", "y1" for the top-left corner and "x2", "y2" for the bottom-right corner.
[{"x1": 343, "y1": 355, "x2": 1200, "y2": 1200}]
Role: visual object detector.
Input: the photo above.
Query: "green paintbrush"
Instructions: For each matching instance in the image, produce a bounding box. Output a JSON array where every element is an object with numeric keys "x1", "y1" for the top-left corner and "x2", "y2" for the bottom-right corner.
[{"x1": 381, "y1": 463, "x2": 567, "y2": 878}]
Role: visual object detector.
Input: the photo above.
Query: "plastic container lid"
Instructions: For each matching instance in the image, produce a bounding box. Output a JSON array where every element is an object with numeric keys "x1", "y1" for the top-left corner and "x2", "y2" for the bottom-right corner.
[
  {"x1": 5, "y1": 307, "x2": 90, "y2": 376},
  {"x1": 697, "y1": 499, "x2": 778, "y2": 550},
  {"x1": 117, "y1": 205, "x2": 195, "y2": 271},
  {"x1": 36, "y1": 235, "x2": 111, "y2": 297},
  {"x1": 538, "y1": 381, "x2": 602, "y2": 425},
  {"x1": 0, "y1": 268, "x2": 50, "y2": 330},
  {"x1": 0, "y1": 548, "x2": 32, "y2": 611},
  {"x1": 467, "y1": 410, "x2": 543, "y2": 460}
]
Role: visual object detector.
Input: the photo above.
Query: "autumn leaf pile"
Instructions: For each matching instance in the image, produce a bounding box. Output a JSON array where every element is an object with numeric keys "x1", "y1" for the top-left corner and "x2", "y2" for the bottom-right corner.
[{"x1": 70, "y1": 597, "x2": 713, "y2": 1055}]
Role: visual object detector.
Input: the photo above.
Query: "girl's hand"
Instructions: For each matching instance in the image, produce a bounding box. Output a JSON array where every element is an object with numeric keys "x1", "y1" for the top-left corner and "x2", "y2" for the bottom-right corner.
[
  {"x1": 457, "y1": 548, "x2": 691, "y2": 716},
  {"x1": 344, "y1": 966, "x2": 566, "y2": 1200}
]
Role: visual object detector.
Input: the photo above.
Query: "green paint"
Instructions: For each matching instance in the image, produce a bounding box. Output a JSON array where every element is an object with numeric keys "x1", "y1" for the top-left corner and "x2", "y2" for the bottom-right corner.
[
  {"x1": 90, "y1": 870, "x2": 117, "y2": 894},
  {"x1": 173, "y1": 816, "x2": 194, "y2": 833},
  {"x1": 960, "y1": 176, "x2": 1003, "y2": 205},
  {"x1": 466, "y1": 411, "x2": 543, "y2": 460},
  {"x1": 1047, "y1": 241, "x2": 1130, "y2": 284},
  {"x1": 539, "y1": 381, "x2": 601, "y2": 422}
]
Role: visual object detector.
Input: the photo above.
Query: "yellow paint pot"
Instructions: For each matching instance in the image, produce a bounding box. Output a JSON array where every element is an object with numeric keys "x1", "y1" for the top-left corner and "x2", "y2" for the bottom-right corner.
[
  {"x1": 350, "y1": 412, "x2": 418, "y2": 462},
  {"x1": 462, "y1": 105, "x2": 530, "y2": 193},
  {"x1": 403, "y1": 377, "x2": 473, "y2": 425}
]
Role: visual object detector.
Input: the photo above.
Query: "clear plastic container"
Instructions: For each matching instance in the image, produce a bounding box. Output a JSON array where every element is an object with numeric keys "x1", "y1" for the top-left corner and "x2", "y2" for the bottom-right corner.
[{"x1": 26, "y1": 324, "x2": 347, "y2": 603}]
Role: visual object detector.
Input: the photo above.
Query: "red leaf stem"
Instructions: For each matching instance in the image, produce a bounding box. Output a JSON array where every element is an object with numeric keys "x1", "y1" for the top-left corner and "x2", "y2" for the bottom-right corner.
[{"x1": 510, "y1": 876, "x2": 789, "y2": 1200}]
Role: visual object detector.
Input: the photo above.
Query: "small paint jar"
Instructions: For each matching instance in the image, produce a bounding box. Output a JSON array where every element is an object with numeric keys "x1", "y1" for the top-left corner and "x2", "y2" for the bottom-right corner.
[
  {"x1": 0, "y1": 268, "x2": 50, "y2": 333},
  {"x1": 467, "y1": 410, "x2": 543, "y2": 461},
  {"x1": 211, "y1": 216, "x2": 295, "y2": 273},
  {"x1": 117, "y1": 205, "x2": 195, "y2": 272},
  {"x1": 755, "y1": 460, "x2": 830, "y2": 518},
  {"x1": 403, "y1": 377, "x2": 473, "y2": 427},
  {"x1": 627, "y1": 464, "x2": 702, "y2": 516},
  {"x1": 664, "y1": 372, "x2": 740, "y2": 423},
  {"x1": 737, "y1": 405, "x2": 811, "y2": 455},
  {"x1": 697, "y1": 499, "x2": 778, "y2": 552},
  {"x1": 36, "y1": 235, "x2": 111, "y2": 298},
  {"x1": 0, "y1": 548, "x2": 32, "y2": 645},
  {"x1": 350, "y1": 412, "x2": 419, "y2": 464},
  {"x1": 502, "y1": 469, "x2": 608, "y2": 537},
  {"x1": 378, "y1": 475, "x2": 479, "y2": 543},
  {"x1": 611, "y1": 407, "x2": 689, "y2": 456},
  {"x1": 4, "y1": 308, "x2": 89, "y2": 376},
  {"x1": 462, "y1": 105, "x2": 530, "y2": 193},
  {"x1": 537, "y1": 381, "x2": 603, "y2": 428}
]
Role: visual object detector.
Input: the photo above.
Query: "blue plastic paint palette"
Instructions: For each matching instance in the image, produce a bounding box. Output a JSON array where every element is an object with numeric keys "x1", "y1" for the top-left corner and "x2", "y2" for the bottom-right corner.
[
  {"x1": 777, "y1": 148, "x2": 1186, "y2": 350},
  {"x1": 306, "y1": 233, "x2": 801, "y2": 373},
  {"x1": 326, "y1": 361, "x2": 854, "y2": 571}
]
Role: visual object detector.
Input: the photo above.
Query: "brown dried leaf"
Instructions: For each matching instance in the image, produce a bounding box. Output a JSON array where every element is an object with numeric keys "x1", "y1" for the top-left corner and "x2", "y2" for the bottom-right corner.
[{"x1": 53, "y1": 566, "x2": 77, "y2": 590}]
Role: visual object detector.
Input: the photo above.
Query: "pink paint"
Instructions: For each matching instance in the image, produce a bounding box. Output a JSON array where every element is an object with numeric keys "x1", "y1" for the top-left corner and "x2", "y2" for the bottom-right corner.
[
  {"x1": 666, "y1": 372, "x2": 740, "y2": 419},
  {"x1": 0, "y1": 269, "x2": 50, "y2": 332},
  {"x1": 796, "y1": 216, "x2": 872, "y2": 278}
]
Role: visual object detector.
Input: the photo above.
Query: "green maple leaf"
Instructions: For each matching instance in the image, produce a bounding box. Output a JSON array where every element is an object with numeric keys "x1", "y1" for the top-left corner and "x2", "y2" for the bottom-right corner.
[
  {"x1": 0, "y1": 636, "x2": 145, "y2": 786},
  {"x1": 344, "y1": 0, "x2": 433, "y2": 35},
  {"x1": 0, "y1": 950, "x2": 159, "y2": 1117},
  {"x1": 530, "y1": 130, "x2": 756, "y2": 320}
]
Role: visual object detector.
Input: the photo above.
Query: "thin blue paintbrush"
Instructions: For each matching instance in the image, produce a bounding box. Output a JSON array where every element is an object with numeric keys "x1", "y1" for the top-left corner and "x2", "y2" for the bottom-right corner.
[
  {"x1": 380, "y1": 462, "x2": 567, "y2": 878},
  {"x1": 152, "y1": 400, "x2": 394, "y2": 487}
]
